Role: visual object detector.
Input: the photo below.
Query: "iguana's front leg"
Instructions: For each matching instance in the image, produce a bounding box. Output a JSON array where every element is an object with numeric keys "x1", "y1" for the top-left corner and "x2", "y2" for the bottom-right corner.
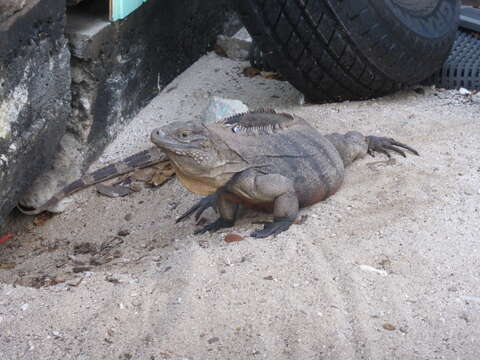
[
  {"x1": 233, "y1": 171, "x2": 299, "y2": 238},
  {"x1": 193, "y1": 194, "x2": 238, "y2": 235},
  {"x1": 176, "y1": 193, "x2": 219, "y2": 223}
]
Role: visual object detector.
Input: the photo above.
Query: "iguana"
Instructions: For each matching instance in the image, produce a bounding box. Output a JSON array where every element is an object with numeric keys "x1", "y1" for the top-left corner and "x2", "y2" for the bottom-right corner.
[
  {"x1": 17, "y1": 147, "x2": 166, "y2": 215},
  {"x1": 151, "y1": 109, "x2": 418, "y2": 238}
]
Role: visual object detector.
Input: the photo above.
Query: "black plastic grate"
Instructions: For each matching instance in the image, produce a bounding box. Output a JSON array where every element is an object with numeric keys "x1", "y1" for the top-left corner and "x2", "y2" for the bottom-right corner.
[{"x1": 429, "y1": 30, "x2": 480, "y2": 90}]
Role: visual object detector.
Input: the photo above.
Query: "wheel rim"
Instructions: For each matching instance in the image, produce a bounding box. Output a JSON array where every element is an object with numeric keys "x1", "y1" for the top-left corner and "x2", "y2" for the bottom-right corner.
[{"x1": 390, "y1": 0, "x2": 440, "y2": 16}]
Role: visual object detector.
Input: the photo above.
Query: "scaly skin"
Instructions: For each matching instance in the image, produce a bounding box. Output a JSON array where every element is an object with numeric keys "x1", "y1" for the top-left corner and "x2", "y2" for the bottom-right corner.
[{"x1": 151, "y1": 110, "x2": 418, "y2": 238}]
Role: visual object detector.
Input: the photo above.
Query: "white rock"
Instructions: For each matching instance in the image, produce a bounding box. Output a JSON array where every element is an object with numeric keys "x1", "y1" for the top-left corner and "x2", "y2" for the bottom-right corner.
[
  {"x1": 20, "y1": 303, "x2": 29, "y2": 311},
  {"x1": 233, "y1": 27, "x2": 252, "y2": 43},
  {"x1": 472, "y1": 92, "x2": 480, "y2": 103},
  {"x1": 216, "y1": 27, "x2": 252, "y2": 61},
  {"x1": 358, "y1": 264, "x2": 388, "y2": 276},
  {"x1": 0, "y1": 154, "x2": 7, "y2": 166},
  {"x1": 460, "y1": 295, "x2": 480, "y2": 304},
  {"x1": 202, "y1": 96, "x2": 248, "y2": 124},
  {"x1": 458, "y1": 87, "x2": 471, "y2": 96}
]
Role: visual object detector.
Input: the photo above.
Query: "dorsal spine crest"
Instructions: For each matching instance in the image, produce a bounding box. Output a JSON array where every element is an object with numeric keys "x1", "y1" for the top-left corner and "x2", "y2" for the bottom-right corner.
[{"x1": 220, "y1": 109, "x2": 294, "y2": 135}]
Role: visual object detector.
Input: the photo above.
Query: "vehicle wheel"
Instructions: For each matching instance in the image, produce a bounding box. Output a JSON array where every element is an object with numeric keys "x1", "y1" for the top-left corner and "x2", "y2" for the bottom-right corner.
[{"x1": 233, "y1": 0, "x2": 460, "y2": 102}]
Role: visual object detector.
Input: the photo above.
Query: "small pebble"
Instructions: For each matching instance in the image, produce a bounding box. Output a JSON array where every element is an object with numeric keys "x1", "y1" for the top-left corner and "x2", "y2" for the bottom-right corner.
[
  {"x1": 224, "y1": 233, "x2": 244, "y2": 243},
  {"x1": 117, "y1": 229, "x2": 130, "y2": 237},
  {"x1": 124, "y1": 213, "x2": 133, "y2": 221},
  {"x1": 208, "y1": 337, "x2": 220, "y2": 344}
]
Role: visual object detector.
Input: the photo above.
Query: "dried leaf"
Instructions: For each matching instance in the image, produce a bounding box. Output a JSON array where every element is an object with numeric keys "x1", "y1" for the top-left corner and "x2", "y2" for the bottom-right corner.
[
  {"x1": 96, "y1": 183, "x2": 132, "y2": 198},
  {"x1": 33, "y1": 213, "x2": 54, "y2": 226},
  {"x1": 224, "y1": 233, "x2": 245, "y2": 243},
  {"x1": 129, "y1": 183, "x2": 142, "y2": 192},
  {"x1": 382, "y1": 323, "x2": 396, "y2": 331},
  {"x1": 148, "y1": 162, "x2": 175, "y2": 187},
  {"x1": 243, "y1": 66, "x2": 261, "y2": 78},
  {"x1": 0, "y1": 262, "x2": 16, "y2": 269},
  {"x1": 132, "y1": 168, "x2": 156, "y2": 182},
  {"x1": 260, "y1": 71, "x2": 283, "y2": 80},
  {"x1": 150, "y1": 173, "x2": 170, "y2": 187}
]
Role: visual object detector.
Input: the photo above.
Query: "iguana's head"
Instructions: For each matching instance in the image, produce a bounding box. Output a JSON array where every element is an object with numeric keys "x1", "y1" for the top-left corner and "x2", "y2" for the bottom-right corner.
[{"x1": 151, "y1": 121, "x2": 221, "y2": 176}]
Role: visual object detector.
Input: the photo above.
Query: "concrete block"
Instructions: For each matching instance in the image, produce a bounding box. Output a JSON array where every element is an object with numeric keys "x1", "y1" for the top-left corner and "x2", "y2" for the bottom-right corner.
[{"x1": 0, "y1": 0, "x2": 70, "y2": 226}]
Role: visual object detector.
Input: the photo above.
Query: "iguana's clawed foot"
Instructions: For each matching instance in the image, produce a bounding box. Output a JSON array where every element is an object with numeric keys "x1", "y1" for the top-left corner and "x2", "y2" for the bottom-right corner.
[
  {"x1": 250, "y1": 219, "x2": 293, "y2": 238},
  {"x1": 193, "y1": 218, "x2": 234, "y2": 235},
  {"x1": 176, "y1": 193, "x2": 218, "y2": 223},
  {"x1": 366, "y1": 136, "x2": 419, "y2": 158}
]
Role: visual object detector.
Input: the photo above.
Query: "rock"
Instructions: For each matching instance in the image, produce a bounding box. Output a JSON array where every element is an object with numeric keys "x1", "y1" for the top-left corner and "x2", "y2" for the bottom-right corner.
[
  {"x1": 74, "y1": 242, "x2": 97, "y2": 255},
  {"x1": 0, "y1": 0, "x2": 27, "y2": 22},
  {"x1": 358, "y1": 264, "x2": 388, "y2": 276},
  {"x1": 202, "y1": 97, "x2": 249, "y2": 124},
  {"x1": 472, "y1": 92, "x2": 480, "y2": 103},
  {"x1": 458, "y1": 87, "x2": 471, "y2": 96},
  {"x1": 20, "y1": 303, "x2": 29, "y2": 311},
  {"x1": 216, "y1": 27, "x2": 252, "y2": 61},
  {"x1": 414, "y1": 87, "x2": 425, "y2": 95},
  {"x1": 208, "y1": 337, "x2": 220, "y2": 344},
  {"x1": 72, "y1": 266, "x2": 92, "y2": 273}
]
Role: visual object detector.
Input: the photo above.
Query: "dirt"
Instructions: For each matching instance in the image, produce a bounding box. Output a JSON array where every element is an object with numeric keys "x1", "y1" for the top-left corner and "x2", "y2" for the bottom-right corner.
[{"x1": 1, "y1": 52, "x2": 480, "y2": 359}]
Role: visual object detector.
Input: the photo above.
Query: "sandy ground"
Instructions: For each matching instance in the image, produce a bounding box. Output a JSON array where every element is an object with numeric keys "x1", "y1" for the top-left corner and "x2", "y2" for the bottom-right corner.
[{"x1": 1, "y1": 52, "x2": 480, "y2": 360}]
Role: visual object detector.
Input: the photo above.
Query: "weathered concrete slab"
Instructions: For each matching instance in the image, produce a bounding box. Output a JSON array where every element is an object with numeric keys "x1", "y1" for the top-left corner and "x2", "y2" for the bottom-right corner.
[{"x1": 0, "y1": 0, "x2": 70, "y2": 227}]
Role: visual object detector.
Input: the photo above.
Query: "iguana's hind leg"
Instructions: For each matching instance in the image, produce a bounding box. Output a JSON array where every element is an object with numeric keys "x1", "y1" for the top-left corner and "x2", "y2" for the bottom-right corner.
[
  {"x1": 366, "y1": 136, "x2": 419, "y2": 158},
  {"x1": 250, "y1": 190, "x2": 298, "y2": 238},
  {"x1": 193, "y1": 195, "x2": 238, "y2": 235},
  {"x1": 232, "y1": 172, "x2": 299, "y2": 238}
]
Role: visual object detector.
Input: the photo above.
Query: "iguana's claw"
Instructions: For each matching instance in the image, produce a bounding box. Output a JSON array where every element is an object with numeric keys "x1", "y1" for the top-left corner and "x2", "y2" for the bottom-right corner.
[
  {"x1": 250, "y1": 219, "x2": 293, "y2": 238},
  {"x1": 176, "y1": 193, "x2": 218, "y2": 223},
  {"x1": 366, "y1": 136, "x2": 419, "y2": 158},
  {"x1": 193, "y1": 218, "x2": 234, "y2": 235}
]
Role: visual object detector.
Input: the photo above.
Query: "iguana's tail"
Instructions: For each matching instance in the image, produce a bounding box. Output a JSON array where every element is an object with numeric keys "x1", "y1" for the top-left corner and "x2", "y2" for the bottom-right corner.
[{"x1": 17, "y1": 147, "x2": 166, "y2": 215}]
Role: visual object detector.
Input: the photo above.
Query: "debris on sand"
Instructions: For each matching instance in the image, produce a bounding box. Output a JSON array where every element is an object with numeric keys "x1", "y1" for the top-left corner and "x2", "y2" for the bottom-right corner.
[
  {"x1": 224, "y1": 233, "x2": 245, "y2": 243},
  {"x1": 359, "y1": 264, "x2": 388, "y2": 276}
]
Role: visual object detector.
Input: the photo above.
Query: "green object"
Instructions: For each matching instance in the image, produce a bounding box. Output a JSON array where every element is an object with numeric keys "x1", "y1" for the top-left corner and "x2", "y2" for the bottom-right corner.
[{"x1": 111, "y1": 0, "x2": 148, "y2": 21}]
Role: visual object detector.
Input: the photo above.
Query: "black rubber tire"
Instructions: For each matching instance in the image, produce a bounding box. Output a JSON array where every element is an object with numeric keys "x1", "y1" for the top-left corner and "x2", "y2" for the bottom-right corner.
[{"x1": 233, "y1": 0, "x2": 460, "y2": 102}]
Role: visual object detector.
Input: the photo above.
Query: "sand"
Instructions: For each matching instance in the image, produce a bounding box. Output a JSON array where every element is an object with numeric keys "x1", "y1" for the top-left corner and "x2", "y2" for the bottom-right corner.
[{"x1": 1, "y1": 52, "x2": 480, "y2": 360}]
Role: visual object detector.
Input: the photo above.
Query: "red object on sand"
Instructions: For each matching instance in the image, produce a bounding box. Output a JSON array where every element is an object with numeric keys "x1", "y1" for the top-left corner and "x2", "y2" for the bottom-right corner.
[{"x1": 0, "y1": 233, "x2": 14, "y2": 244}]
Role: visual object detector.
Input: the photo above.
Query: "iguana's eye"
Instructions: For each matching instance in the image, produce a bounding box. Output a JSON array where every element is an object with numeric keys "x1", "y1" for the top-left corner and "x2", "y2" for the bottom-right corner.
[{"x1": 179, "y1": 131, "x2": 189, "y2": 138}]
